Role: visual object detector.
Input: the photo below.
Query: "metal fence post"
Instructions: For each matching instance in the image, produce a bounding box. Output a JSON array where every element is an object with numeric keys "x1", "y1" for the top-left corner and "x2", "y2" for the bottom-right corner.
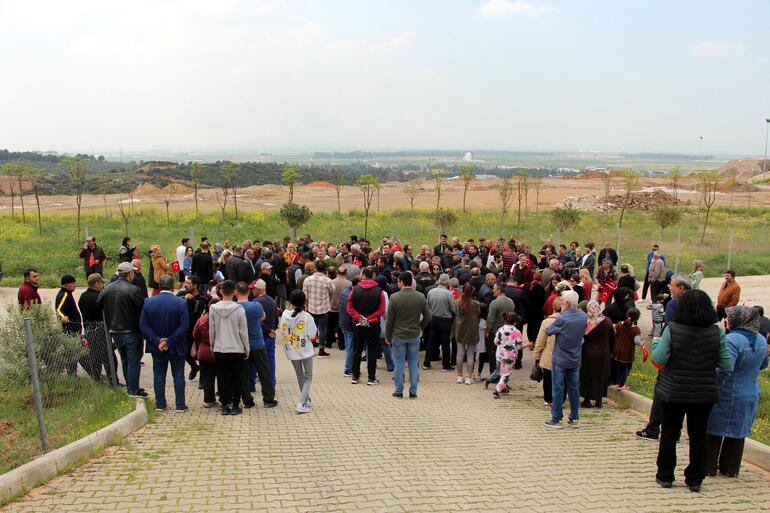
[
  {"x1": 102, "y1": 313, "x2": 118, "y2": 386},
  {"x1": 24, "y1": 318, "x2": 50, "y2": 453}
]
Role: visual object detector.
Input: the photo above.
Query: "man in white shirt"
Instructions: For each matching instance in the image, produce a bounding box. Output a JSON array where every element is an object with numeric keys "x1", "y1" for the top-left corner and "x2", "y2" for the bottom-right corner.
[{"x1": 175, "y1": 238, "x2": 191, "y2": 289}]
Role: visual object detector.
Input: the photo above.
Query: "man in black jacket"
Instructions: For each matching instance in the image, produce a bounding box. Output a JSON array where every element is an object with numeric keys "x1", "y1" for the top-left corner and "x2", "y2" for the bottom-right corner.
[
  {"x1": 55, "y1": 275, "x2": 82, "y2": 375},
  {"x1": 225, "y1": 246, "x2": 255, "y2": 284},
  {"x1": 598, "y1": 240, "x2": 619, "y2": 267},
  {"x1": 191, "y1": 241, "x2": 214, "y2": 296},
  {"x1": 97, "y1": 262, "x2": 146, "y2": 396},
  {"x1": 177, "y1": 276, "x2": 208, "y2": 380},
  {"x1": 78, "y1": 273, "x2": 116, "y2": 382}
]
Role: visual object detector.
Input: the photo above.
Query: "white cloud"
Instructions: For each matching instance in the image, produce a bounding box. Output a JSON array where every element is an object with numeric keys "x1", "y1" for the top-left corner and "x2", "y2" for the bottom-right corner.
[
  {"x1": 691, "y1": 41, "x2": 745, "y2": 58},
  {"x1": 479, "y1": 0, "x2": 554, "y2": 17}
]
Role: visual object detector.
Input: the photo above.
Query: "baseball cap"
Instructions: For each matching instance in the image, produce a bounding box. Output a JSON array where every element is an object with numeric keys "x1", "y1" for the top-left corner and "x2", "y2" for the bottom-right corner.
[
  {"x1": 260, "y1": 262, "x2": 272, "y2": 270},
  {"x1": 253, "y1": 279, "x2": 267, "y2": 290},
  {"x1": 60, "y1": 275, "x2": 76, "y2": 286},
  {"x1": 117, "y1": 262, "x2": 133, "y2": 274}
]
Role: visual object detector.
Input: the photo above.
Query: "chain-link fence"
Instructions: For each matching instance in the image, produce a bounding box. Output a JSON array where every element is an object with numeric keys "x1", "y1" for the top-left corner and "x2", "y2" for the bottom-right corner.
[{"x1": 0, "y1": 303, "x2": 132, "y2": 472}]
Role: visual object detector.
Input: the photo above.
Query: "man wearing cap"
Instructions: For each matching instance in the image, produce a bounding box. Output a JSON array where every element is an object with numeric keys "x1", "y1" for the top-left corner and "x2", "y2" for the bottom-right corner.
[
  {"x1": 236, "y1": 281, "x2": 278, "y2": 408},
  {"x1": 79, "y1": 274, "x2": 114, "y2": 382},
  {"x1": 425, "y1": 273, "x2": 457, "y2": 371},
  {"x1": 56, "y1": 275, "x2": 82, "y2": 375},
  {"x1": 140, "y1": 275, "x2": 190, "y2": 412},
  {"x1": 259, "y1": 261, "x2": 278, "y2": 299},
  {"x1": 252, "y1": 278, "x2": 278, "y2": 386},
  {"x1": 98, "y1": 261, "x2": 147, "y2": 397}
]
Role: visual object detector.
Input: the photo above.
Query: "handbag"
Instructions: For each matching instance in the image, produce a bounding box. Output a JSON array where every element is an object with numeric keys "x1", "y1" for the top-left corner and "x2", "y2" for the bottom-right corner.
[{"x1": 529, "y1": 361, "x2": 543, "y2": 382}]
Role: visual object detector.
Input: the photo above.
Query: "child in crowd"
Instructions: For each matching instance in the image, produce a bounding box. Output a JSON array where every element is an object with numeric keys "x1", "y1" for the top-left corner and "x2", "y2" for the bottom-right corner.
[
  {"x1": 277, "y1": 290, "x2": 317, "y2": 414},
  {"x1": 647, "y1": 293, "x2": 666, "y2": 338},
  {"x1": 492, "y1": 311, "x2": 523, "y2": 398},
  {"x1": 611, "y1": 308, "x2": 642, "y2": 390}
]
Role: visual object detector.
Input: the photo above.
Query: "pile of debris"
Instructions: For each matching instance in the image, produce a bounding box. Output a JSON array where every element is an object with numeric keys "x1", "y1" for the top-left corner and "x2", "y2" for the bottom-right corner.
[{"x1": 554, "y1": 190, "x2": 681, "y2": 212}]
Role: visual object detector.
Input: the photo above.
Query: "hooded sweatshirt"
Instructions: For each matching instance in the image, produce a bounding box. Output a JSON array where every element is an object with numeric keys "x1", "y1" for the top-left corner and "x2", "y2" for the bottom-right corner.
[
  {"x1": 209, "y1": 300, "x2": 249, "y2": 355},
  {"x1": 346, "y1": 279, "x2": 386, "y2": 323},
  {"x1": 277, "y1": 309, "x2": 317, "y2": 360}
]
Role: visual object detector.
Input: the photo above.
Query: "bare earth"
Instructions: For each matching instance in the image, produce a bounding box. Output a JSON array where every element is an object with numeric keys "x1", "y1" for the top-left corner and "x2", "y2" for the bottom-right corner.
[
  {"x1": 1, "y1": 276, "x2": 769, "y2": 513},
  {"x1": 2, "y1": 176, "x2": 770, "y2": 215}
]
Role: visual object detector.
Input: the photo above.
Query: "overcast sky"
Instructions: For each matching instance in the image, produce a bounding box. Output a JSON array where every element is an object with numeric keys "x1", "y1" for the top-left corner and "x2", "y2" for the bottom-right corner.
[{"x1": 1, "y1": 0, "x2": 769, "y2": 155}]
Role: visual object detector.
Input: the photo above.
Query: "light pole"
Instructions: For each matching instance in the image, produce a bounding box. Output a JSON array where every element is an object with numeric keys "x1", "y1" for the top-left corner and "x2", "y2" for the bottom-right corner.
[
  {"x1": 699, "y1": 136, "x2": 703, "y2": 159},
  {"x1": 763, "y1": 119, "x2": 770, "y2": 177}
]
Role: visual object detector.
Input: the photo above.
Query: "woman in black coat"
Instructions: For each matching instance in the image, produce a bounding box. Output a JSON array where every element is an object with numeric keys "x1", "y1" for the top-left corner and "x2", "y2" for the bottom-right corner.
[{"x1": 525, "y1": 271, "x2": 547, "y2": 344}]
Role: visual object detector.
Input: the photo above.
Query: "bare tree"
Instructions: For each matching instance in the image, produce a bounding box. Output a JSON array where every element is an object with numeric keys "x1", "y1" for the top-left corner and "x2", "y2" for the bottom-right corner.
[
  {"x1": 16, "y1": 165, "x2": 27, "y2": 223},
  {"x1": 28, "y1": 165, "x2": 46, "y2": 234},
  {"x1": 724, "y1": 175, "x2": 738, "y2": 212},
  {"x1": 700, "y1": 171, "x2": 720, "y2": 244},
  {"x1": 96, "y1": 175, "x2": 109, "y2": 218},
  {"x1": 61, "y1": 156, "x2": 89, "y2": 240},
  {"x1": 497, "y1": 177, "x2": 514, "y2": 234},
  {"x1": 531, "y1": 170, "x2": 543, "y2": 220},
  {"x1": 669, "y1": 165, "x2": 681, "y2": 206},
  {"x1": 431, "y1": 167, "x2": 445, "y2": 212},
  {"x1": 332, "y1": 168, "x2": 343, "y2": 214},
  {"x1": 514, "y1": 172, "x2": 529, "y2": 236},
  {"x1": 459, "y1": 164, "x2": 474, "y2": 214},
  {"x1": 402, "y1": 176, "x2": 422, "y2": 211},
  {"x1": 2, "y1": 161, "x2": 18, "y2": 218},
  {"x1": 221, "y1": 162, "x2": 239, "y2": 220},
  {"x1": 617, "y1": 170, "x2": 640, "y2": 231},
  {"x1": 190, "y1": 162, "x2": 201, "y2": 215},
  {"x1": 116, "y1": 198, "x2": 131, "y2": 237},
  {"x1": 215, "y1": 189, "x2": 229, "y2": 216},
  {"x1": 161, "y1": 185, "x2": 175, "y2": 226},
  {"x1": 357, "y1": 174, "x2": 379, "y2": 239},
  {"x1": 601, "y1": 172, "x2": 613, "y2": 209}
]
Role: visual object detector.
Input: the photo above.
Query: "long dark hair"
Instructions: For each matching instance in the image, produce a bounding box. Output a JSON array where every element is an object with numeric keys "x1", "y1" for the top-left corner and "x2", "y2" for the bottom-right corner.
[
  {"x1": 289, "y1": 290, "x2": 306, "y2": 318},
  {"x1": 674, "y1": 289, "x2": 717, "y2": 327},
  {"x1": 458, "y1": 283, "x2": 474, "y2": 314}
]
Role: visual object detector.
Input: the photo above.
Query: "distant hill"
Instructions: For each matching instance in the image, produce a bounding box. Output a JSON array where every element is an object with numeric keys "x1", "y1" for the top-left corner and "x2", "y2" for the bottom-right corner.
[{"x1": 718, "y1": 159, "x2": 770, "y2": 182}]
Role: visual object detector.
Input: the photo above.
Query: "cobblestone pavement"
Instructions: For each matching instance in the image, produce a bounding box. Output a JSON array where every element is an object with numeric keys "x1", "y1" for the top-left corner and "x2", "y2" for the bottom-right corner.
[{"x1": 4, "y1": 347, "x2": 770, "y2": 513}]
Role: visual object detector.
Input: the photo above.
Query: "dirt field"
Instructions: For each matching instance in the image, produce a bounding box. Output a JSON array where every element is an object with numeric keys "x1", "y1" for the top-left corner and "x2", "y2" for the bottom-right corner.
[{"x1": 2, "y1": 176, "x2": 769, "y2": 215}]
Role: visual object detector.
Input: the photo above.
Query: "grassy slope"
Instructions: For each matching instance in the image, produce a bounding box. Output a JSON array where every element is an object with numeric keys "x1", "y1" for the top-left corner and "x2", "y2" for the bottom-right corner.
[
  {"x1": 1, "y1": 205, "x2": 769, "y2": 288},
  {"x1": 0, "y1": 376, "x2": 135, "y2": 474}
]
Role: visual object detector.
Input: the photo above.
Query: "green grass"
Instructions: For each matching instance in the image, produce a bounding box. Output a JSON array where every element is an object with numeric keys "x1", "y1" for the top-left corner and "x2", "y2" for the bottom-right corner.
[
  {"x1": 1, "y1": 205, "x2": 769, "y2": 288},
  {"x1": 0, "y1": 376, "x2": 135, "y2": 474},
  {"x1": 627, "y1": 351, "x2": 770, "y2": 446}
]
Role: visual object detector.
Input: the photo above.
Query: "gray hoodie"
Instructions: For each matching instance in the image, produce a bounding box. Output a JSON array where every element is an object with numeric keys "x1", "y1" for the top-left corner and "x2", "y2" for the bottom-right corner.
[{"x1": 209, "y1": 300, "x2": 249, "y2": 355}]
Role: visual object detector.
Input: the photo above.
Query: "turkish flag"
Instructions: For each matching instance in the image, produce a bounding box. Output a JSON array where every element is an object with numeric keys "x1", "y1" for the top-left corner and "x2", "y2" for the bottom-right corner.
[{"x1": 171, "y1": 261, "x2": 181, "y2": 273}]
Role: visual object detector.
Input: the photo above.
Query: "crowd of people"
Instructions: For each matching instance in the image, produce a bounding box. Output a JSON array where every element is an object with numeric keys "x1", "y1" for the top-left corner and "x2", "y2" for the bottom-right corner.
[{"x1": 15, "y1": 231, "x2": 769, "y2": 491}]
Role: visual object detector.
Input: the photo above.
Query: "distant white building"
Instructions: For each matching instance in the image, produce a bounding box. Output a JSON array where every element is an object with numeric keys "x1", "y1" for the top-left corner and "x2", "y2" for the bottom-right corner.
[{"x1": 463, "y1": 152, "x2": 473, "y2": 162}]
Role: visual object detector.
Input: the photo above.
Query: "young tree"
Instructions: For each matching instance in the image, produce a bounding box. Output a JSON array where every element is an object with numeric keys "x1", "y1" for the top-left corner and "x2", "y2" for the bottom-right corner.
[
  {"x1": 724, "y1": 175, "x2": 738, "y2": 211},
  {"x1": 601, "y1": 172, "x2": 613, "y2": 209},
  {"x1": 221, "y1": 162, "x2": 239, "y2": 220},
  {"x1": 27, "y1": 166, "x2": 46, "y2": 234},
  {"x1": 161, "y1": 185, "x2": 175, "y2": 226},
  {"x1": 15, "y1": 164, "x2": 27, "y2": 224},
  {"x1": 514, "y1": 172, "x2": 529, "y2": 235},
  {"x1": 96, "y1": 175, "x2": 110, "y2": 218},
  {"x1": 356, "y1": 174, "x2": 379, "y2": 239},
  {"x1": 432, "y1": 208, "x2": 457, "y2": 237},
  {"x1": 332, "y1": 168, "x2": 343, "y2": 214},
  {"x1": 617, "y1": 170, "x2": 640, "y2": 231},
  {"x1": 190, "y1": 162, "x2": 201, "y2": 215},
  {"x1": 124, "y1": 175, "x2": 137, "y2": 215},
  {"x1": 459, "y1": 164, "x2": 475, "y2": 214},
  {"x1": 652, "y1": 206, "x2": 683, "y2": 243},
  {"x1": 215, "y1": 188, "x2": 229, "y2": 216},
  {"x1": 550, "y1": 203, "x2": 580, "y2": 245},
  {"x1": 699, "y1": 171, "x2": 720, "y2": 244},
  {"x1": 531, "y1": 169, "x2": 543, "y2": 220},
  {"x1": 116, "y1": 197, "x2": 131, "y2": 237},
  {"x1": 402, "y1": 176, "x2": 422, "y2": 211},
  {"x1": 669, "y1": 166, "x2": 681, "y2": 205},
  {"x1": 376, "y1": 180, "x2": 382, "y2": 213},
  {"x1": 282, "y1": 164, "x2": 300, "y2": 202},
  {"x1": 279, "y1": 201, "x2": 313, "y2": 239},
  {"x1": 431, "y1": 167, "x2": 445, "y2": 212},
  {"x1": 61, "y1": 156, "x2": 89, "y2": 240},
  {"x1": 497, "y1": 177, "x2": 514, "y2": 234},
  {"x1": 2, "y1": 161, "x2": 17, "y2": 218}
]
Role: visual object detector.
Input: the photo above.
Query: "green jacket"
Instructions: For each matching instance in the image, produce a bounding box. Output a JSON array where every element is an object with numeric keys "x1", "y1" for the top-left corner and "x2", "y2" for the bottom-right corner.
[
  {"x1": 385, "y1": 287, "x2": 432, "y2": 341},
  {"x1": 487, "y1": 295, "x2": 515, "y2": 334}
]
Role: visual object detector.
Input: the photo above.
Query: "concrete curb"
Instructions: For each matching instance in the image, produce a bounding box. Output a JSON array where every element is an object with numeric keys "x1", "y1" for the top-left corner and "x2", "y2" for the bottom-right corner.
[
  {"x1": 607, "y1": 387, "x2": 770, "y2": 472},
  {"x1": 0, "y1": 398, "x2": 147, "y2": 502}
]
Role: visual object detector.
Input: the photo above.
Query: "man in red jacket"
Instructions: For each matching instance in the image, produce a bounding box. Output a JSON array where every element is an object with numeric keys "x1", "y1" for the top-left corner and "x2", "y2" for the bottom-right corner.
[
  {"x1": 347, "y1": 267, "x2": 386, "y2": 385},
  {"x1": 18, "y1": 268, "x2": 41, "y2": 307}
]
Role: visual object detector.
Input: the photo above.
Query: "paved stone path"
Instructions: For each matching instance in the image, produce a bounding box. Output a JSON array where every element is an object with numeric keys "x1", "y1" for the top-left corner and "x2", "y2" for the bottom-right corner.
[{"x1": 3, "y1": 345, "x2": 770, "y2": 513}]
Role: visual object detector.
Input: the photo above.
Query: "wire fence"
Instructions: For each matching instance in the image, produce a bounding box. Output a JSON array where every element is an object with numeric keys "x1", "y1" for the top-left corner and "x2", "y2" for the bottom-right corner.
[{"x1": 0, "y1": 304, "x2": 127, "y2": 468}]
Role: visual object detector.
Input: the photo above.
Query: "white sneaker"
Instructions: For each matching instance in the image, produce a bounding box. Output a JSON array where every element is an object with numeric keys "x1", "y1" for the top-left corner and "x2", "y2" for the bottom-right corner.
[
  {"x1": 465, "y1": 377, "x2": 472, "y2": 385},
  {"x1": 296, "y1": 403, "x2": 311, "y2": 414},
  {"x1": 456, "y1": 376, "x2": 464, "y2": 383}
]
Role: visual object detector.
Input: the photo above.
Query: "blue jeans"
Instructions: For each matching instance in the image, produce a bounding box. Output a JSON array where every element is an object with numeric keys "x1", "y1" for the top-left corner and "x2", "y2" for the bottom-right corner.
[
  {"x1": 381, "y1": 338, "x2": 394, "y2": 371},
  {"x1": 551, "y1": 365, "x2": 580, "y2": 422},
  {"x1": 342, "y1": 328, "x2": 355, "y2": 374},
  {"x1": 392, "y1": 337, "x2": 420, "y2": 395},
  {"x1": 312, "y1": 313, "x2": 329, "y2": 349},
  {"x1": 265, "y1": 338, "x2": 276, "y2": 386},
  {"x1": 111, "y1": 332, "x2": 143, "y2": 394},
  {"x1": 151, "y1": 352, "x2": 186, "y2": 409}
]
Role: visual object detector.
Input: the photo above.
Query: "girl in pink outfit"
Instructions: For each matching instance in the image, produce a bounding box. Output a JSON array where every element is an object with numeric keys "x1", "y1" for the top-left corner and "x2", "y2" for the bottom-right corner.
[{"x1": 493, "y1": 312, "x2": 523, "y2": 398}]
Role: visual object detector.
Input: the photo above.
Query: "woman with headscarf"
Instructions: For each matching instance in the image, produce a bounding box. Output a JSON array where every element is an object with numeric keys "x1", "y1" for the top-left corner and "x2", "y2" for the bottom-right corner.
[
  {"x1": 706, "y1": 306, "x2": 769, "y2": 478},
  {"x1": 579, "y1": 301, "x2": 615, "y2": 408}
]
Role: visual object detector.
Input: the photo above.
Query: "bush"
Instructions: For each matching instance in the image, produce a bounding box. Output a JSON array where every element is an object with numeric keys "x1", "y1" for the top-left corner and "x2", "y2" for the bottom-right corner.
[{"x1": 0, "y1": 302, "x2": 86, "y2": 390}]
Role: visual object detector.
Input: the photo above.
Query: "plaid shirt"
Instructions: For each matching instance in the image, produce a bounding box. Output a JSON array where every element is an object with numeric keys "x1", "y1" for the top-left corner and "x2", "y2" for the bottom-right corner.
[{"x1": 302, "y1": 273, "x2": 334, "y2": 315}]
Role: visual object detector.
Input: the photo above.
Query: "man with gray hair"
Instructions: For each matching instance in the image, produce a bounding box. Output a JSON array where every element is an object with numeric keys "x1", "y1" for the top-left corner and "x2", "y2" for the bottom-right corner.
[
  {"x1": 424, "y1": 274, "x2": 457, "y2": 371},
  {"x1": 545, "y1": 289, "x2": 587, "y2": 428}
]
